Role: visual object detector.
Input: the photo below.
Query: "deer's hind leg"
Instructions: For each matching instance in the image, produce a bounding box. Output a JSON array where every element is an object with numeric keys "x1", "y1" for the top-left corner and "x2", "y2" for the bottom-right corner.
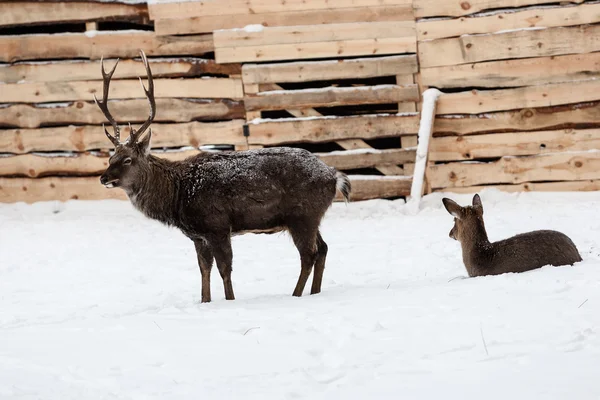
[
  {"x1": 193, "y1": 238, "x2": 214, "y2": 303},
  {"x1": 289, "y1": 221, "x2": 319, "y2": 297},
  {"x1": 310, "y1": 231, "x2": 328, "y2": 295},
  {"x1": 208, "y1": 233, "x2": 235, "y2": 301}
]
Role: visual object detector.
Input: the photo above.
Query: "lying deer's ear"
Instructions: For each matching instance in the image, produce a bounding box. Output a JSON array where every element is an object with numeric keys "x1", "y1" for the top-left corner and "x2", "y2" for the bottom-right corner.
[
  {"x1": 472, "y1": 193, "x2": 483, "y2": 213},
  {"x1": 138, "y1": 128, "x2": 152, "y2": 155},
  {"x1": 442, "y1": 198, "x2": 462, "y2": 218}
]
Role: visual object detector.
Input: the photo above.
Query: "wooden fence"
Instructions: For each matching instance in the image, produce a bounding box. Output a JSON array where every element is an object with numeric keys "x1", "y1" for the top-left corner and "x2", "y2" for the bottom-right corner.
[{"x1": 1, "y1": 0, "x2": 599, "y2": 203}]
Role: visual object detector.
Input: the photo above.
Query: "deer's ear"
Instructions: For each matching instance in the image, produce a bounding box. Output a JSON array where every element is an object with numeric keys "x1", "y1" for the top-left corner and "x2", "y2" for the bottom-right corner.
[
  {"x1": 442, "y1": 198, "x2": 462, "y2": 218},
  {"x1": 472, "y1": 193, "x2": 483, "y2": 214},
  {"x1": 138, "y1": 128, "x2": 152, "y2": 155}
]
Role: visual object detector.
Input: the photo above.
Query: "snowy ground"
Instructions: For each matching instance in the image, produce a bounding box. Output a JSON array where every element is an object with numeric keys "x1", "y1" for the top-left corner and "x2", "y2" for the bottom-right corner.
[{"x1": 1, "y1": 190, "x2": 600, "y2": 399}]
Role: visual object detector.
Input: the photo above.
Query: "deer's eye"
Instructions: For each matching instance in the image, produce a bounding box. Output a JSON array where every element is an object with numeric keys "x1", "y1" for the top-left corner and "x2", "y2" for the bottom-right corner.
[{"x1": 123, "y1": 157, "x2": 132, "y2": 165}]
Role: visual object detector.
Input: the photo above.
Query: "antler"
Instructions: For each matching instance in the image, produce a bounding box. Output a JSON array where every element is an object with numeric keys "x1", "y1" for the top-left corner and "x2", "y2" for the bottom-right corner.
[
  {"x1": 128, "y1": 50, "x2": 156, "y2": 144},
  {"x1": 93, "y1": 57, "x2": 121, "y2": 147}
]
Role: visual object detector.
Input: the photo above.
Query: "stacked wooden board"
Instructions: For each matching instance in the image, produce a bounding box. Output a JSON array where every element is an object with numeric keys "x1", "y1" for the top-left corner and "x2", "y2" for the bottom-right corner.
[{"x1": 416, "y1": 0, "x2": 600, "y2": 193}]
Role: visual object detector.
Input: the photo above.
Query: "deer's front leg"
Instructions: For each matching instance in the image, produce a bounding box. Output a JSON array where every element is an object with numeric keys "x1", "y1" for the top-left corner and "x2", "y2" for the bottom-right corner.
[
  {"x1": 194, "y1": 238, "x2": 214, "y2": 303},
  {"x1": 208, "y1": 234, "x2": 235, "y2": 301}
]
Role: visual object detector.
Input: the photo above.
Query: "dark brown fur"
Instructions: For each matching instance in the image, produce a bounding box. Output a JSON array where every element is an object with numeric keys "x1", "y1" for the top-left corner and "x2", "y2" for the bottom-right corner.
[{"x1": 442, "y1": 194, "x2": 582, "y2": 277}]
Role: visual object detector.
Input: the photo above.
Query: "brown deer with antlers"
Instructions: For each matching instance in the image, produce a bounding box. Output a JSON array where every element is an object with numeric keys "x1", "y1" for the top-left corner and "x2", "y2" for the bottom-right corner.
[{"x1": 95, "y1": 50, "x2": 351, "y2": 302}]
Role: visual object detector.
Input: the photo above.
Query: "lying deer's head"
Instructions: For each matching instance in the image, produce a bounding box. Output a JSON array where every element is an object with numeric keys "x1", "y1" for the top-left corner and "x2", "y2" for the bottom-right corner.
[
  {"x1": 442, "y1": 194, "x2": 484, "y2": 242},
  {"x1": 95, "y1": 50, "x2": 156, "y2": 189}
]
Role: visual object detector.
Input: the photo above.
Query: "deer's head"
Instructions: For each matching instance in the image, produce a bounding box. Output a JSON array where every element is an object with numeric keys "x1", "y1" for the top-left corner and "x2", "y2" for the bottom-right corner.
[
  {"x1": 95, "y1": 50, "x2": 156, "y2": 190},
  {"x1": 442, "y1": 194, "x2": 485, "y2": 242}
]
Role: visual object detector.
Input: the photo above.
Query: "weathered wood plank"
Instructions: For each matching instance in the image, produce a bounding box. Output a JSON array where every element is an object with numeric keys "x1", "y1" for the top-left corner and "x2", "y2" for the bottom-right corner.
[
  {"x1": 428, "y1": 152, "x2": 600, "y2": 188},
  {"x1": 413, "y1": 0, "x2": 584, "y2": 18},
  {"x1": 0, "y1": 77, "x2": 244, "y2": 103},
  {"x1": 0, "y1": 31, "x2": 214, "y2": 63},
  {"x1": 418, "y1": 24, "x2": 600, "y2": 68},
  {"x1": 154, "y1": 5, "x2": 413, "y2": 36},
  {"x1": 242, "y1": 55, "x2": 418, "y2": 84},
  {"x1": 0, "y1": 58, "x2": 240, "y2": 84},
  {"x1": 421, "y1": 53, "x2": 600, "y2": 88},
  {"x1": 318, "y1": 148, "x2": 416, "y2": 170},
  {"x1": 0, "y1": 2, "x2": 147, "y2": 27},
  {"x1": 0, "y1": 99, "x2": 245, "y2": 129},
  {"x1": 149, "y1": 0, "x2": 413, "y2": 19},
  {"x1": 214, "y1": 21, "x2": 414, "y2": 48},
  {"x1": 247, "y1": 114, "x2": 420, "y2": 145},
  {"x1": 216, "y1": 37, "x2": 417, "y2": 63},
  {"x1": 245, "y1": 84, "x2": 418, "y2": 112},
  {"x1": 434, "y1": 180, "x2": 600, "y2": 193},
  {"x1": 417, "y1": 2, "x2": 600, "y2": 40},
  {"x1": 430, "y1": 128, "x2": 600, "y2": 161},
  {"x1": 437, "y1": 79, "x2": 600, "y2": 114},
  {"x1": 343, "y1": 176, "x2": 412, "y2": 200},
  {"x1": 0, "y1": 121, "x2": 246, "y2": 154}
]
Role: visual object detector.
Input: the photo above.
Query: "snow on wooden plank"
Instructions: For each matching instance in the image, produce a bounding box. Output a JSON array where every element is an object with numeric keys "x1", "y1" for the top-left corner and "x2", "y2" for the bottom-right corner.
[
  {"x1": 242, "y1": 55, "x2": 418, "y2": 84},
  {"x1": 0, "y1": 31, "x2": 213, "y2": 63},
  {"x1": 414, "y1": 0, "x2": 585, "y2": 18},
  {"x1": 428, "y1": 151, "x2": 600, "y2": 188},
  {"x1": 418, "y1": 24, "x2": 600, "y2": 68},
  {"x1": 154, "y1": 5, "x2": 413, "y2": 36}
]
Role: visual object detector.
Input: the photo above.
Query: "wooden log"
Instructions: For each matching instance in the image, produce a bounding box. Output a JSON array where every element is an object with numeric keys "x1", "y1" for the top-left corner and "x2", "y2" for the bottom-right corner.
[
  {"x1": 434, "y1": 180, "x2": 600, "y2": 193},
  {"x1": 413, "y1": 0, "x2": 585, "y2": 18},
  {"x1": 0, "y1": 58, "x2": 241, "y2": 84},
  {"x1": 154, "y1": 5, "x2": 413, "y2": 36},
  {"x1": 436, "y1": 79, "x2": 600, "y2": 114},
  {"x1": 418, "y1": 24, "x2": 600, "y2": 68},
  {"x1": 149, "y1": 0, "x2": 413, "y2": 20},
  {"x1": 0, "y1": 31, "x2": 214, "y2": 63},
  {"x1": 428, "y1": 152, "x2": 600, "y2": 188},
  {"x1": 248, "y1": 114, "x2": 420, "y2": 145},
  {"x1": 0, "y1": 77, "x2": 244, "y2": 103},
  {"x1": 417, "y1": 2, "x2": 600, "y2": 40},
  {"x1": 245, "y1": 84, "x2": 419, "y2": 112},
  {"x1": 216, "y1": 36, "x2": 417, "y2": 63},
  {"x1": 318, "y1": 148, "x2": 416, "y2": 170},
  {"x1": 341, "y1": 176, "x2": 412, "y2": 200},
  {"x1": 0, "y1": 2, "x2": 147, "y2": 27},
  {"x1": 429, "y1": 128, "x2": 600, "y2": 161},
  {"x1": 434, "y1": 102, "x2": 600, "y2": 135},
  {"x1": 214, "y1": 21, "x2": 414, "y2": 48},
  {"x1": 0, "y1": 121, "x2": 246, "y2": 154},
  {"x1": 421, "y1": 53, "x2": 600, "y2": 88},
  {"x1": 0, "y1": 99, "x2": 245, "y2": 129}
]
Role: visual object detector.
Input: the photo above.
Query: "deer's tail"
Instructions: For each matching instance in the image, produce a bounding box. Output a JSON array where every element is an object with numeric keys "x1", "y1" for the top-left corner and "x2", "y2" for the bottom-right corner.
[{"x1": 335, "y1": 171, "x2": 351, "y2": 203}]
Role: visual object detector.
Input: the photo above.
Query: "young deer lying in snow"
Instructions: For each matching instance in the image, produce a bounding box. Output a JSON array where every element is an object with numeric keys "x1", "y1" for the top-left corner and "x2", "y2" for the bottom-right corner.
[
  {"x1": 442, "y1": 194, "x2": 581, "y2": 277},
  {"x1": 96, "y1": 50, "x2": 351, "y2": 302}
]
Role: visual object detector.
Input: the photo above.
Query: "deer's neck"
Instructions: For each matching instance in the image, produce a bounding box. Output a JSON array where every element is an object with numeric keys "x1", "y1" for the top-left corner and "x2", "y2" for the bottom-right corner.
[
  {"x1": 126, "y1": 156, "x2": 180, "y2": 226},
  {"x1": 460, "y1": 222, "x2": 493, "y2": 276}
]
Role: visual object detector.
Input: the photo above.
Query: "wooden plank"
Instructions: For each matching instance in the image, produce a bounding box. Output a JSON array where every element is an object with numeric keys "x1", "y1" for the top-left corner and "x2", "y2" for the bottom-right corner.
[
  {"x1": 417, "y1": 2, "x2": 600, "y2": 40},
  {"x1": 396, "y1": 74, "x2": 416, "y2": 113},
  {"x1": 0, "y1": 78, "x2": 244, "y2": 103},
  {"x1": 428, "y1": 152, "x2": 600, "y2": 188},
  {"x1": 430, "y1": 128, "x2": 600, "y2": 161},
  {"x1": 214, "y1": 21, "x2": 414, "y2": 48},
  {"x1": 216, "y1": 36, "x2": 417, "y2": 63},
  {"x1": 242, "y1": 55, "x2": 418, "y2": 84},
  {"x1": 421, "y1": 53, "x2": 600, "y2": 89},
  {"x1": 318, "y1": 149, "x2": 415, "y2": 170},
  {"x1": 0, "y1": 121, "x2": 246, "y2": 154},
  {"x1": 149, "y1": 0, "x2": 413, "y2": 20},
  {"x1": 434, "y1": 180, "x2": 600, "y2": 193},
  {"x1": 0, "y1": 99, "x2": 245, "y2": 129},
  {"x1": 154, "y1": 5, "x2": 413, "y2": 36},
  {"x1": 341, "y1": 176, "x2": 412, "y2": 200},
  {"x1": 434, "y1": 102, "x2": 600, "y2": 135},
  {"x1": 0, "y1": 1, "x2": 147, "y2": 27},
  {"x1": 0, "y1": 58, "x2": 241, "y2": 84},
  {"x1": 248, "y1": 114, "x2": 420, "y2": 145},
  {"x1": 437, "y1": 79, "x2": 600, "y2": 114},
  {"x1": 0, "y1": 31, "x2": 213, "y2": 63},
  {"x1": 418, "y1": 24, "x2": 600, "y2": 68},
  {"x1": 245, "y1": 84, "x2": 419, "y2": 112},
  {"x1": 413, "y1": 0, "x2": 585, "y2": 18}
]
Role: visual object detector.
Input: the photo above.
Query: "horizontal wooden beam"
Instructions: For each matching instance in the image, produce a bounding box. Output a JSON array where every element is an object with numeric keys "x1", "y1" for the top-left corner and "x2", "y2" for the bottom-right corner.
[
  {"x1": 434, "y1": 180, "x2": 600, "y2": 194},
  {"x1": 417, "y1": 2, "x2": 600, "y2": 40},
  {"x1": 0, "y1": 99, "x2": 244, "y2": 129},
  {"x1": 0, "y1": 31, "x2": 213, "y2": 63},
  {"x1": 419, "y1": 24, "x2": 600, "y2": 68},
  {"x1": 247, "y1": 114, "x2": 420, "y2": 145},
  {"x1": 318, "y1": 148, "x2": 416, "y2": 170},
  {"x1": 414, "y1": 0, "x2": 584, "y2": 18},
  {"x1": 430, "y1": 128, "x2": 600, "y2": 161},
  {"x1": 428, "y1": 151, "x2": 600, "y2": 188},
  {"x1": 242, "y1": 55, "x2": 418, "y2": 84},
  {"x1": 154, "y1": 5, "x2": 413, "y2": 36},
  {"x1": 0, "y1": 2, "x2": 147, "y2": 27},
  {"x1": 0, "y1": 121, "x2": 246, "y2": 154},
  {"x1": 245, "y1": 84, "x2": 418, "y2": 112},
  {"x1": 0, "y1": 58, "x2": 240, "y2": 84},
  {"x1": 421, "y1": 53, "x2": 600, "y2": 88},
  {"x1": 437, "y1": 79, "x2": 600, "y2": 114},
  {"x1": 0, "y1": 77, "x2": 243, "y2": 103}
]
